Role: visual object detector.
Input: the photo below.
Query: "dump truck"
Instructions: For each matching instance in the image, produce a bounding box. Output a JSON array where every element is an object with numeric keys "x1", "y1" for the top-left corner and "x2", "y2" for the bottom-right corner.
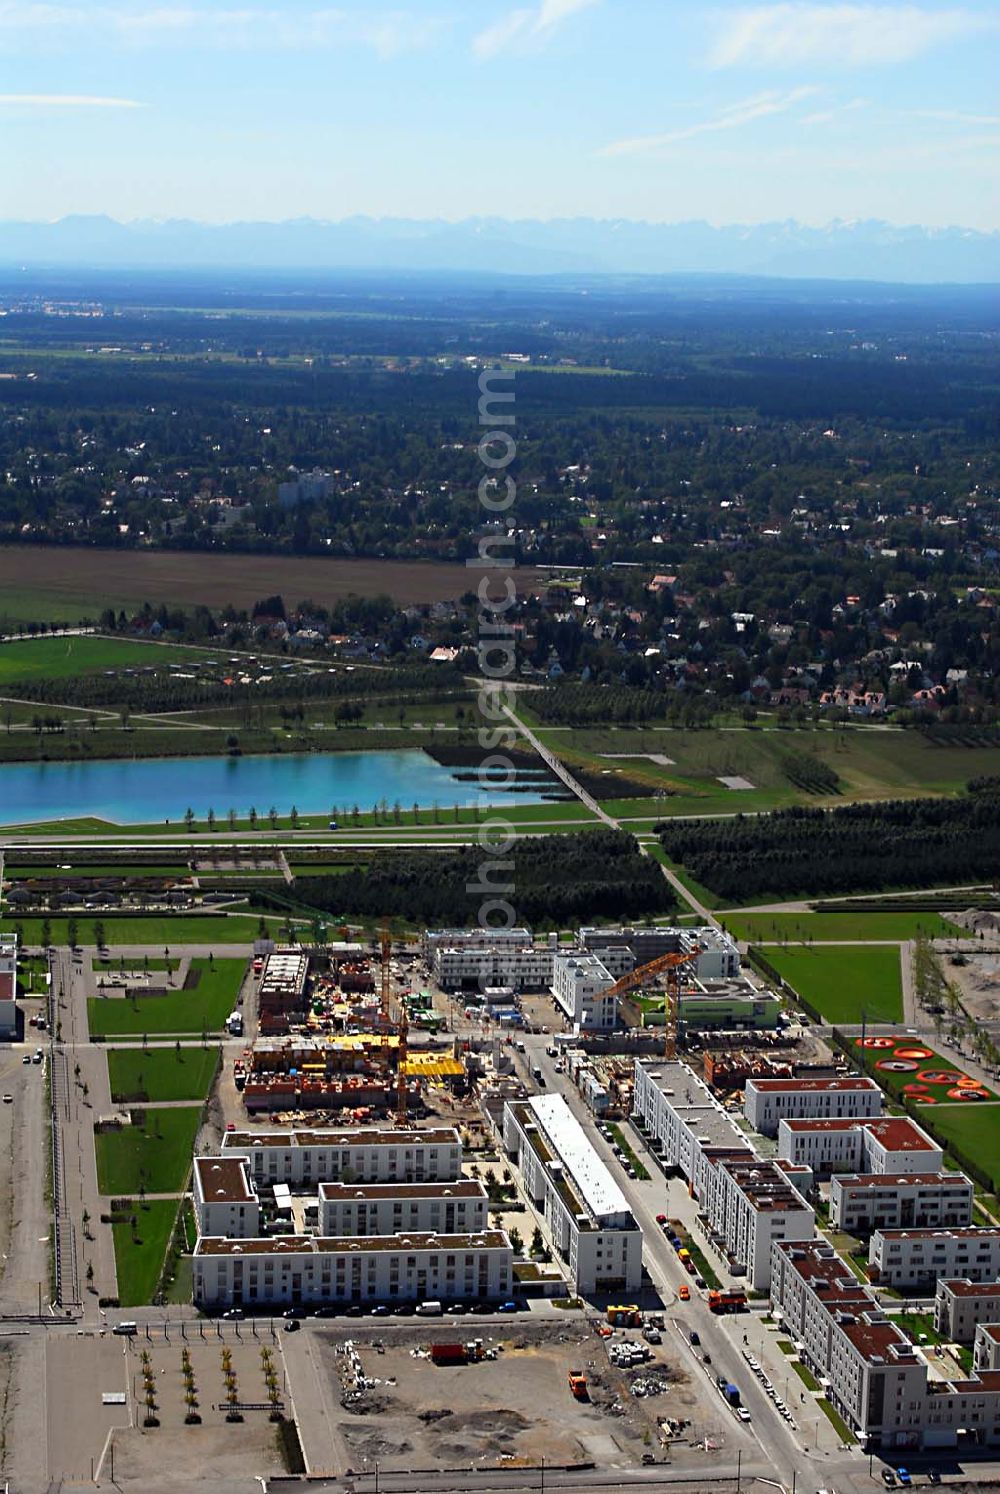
[
  {"x1": 708, "y1": 1289, "x2": 748, "y2": 1314},
  {"x1": 568, "y1": 1370, "x2": 588, "y2": 1401},
  {"x1": 430, "y1": 1343, "x2": 468, "y2": 1366}
]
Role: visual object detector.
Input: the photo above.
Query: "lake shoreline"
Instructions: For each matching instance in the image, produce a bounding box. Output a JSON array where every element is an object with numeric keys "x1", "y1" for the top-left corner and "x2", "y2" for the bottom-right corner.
[{"x1": 0, "y1": 745, "x2": 557, "y2": 828}]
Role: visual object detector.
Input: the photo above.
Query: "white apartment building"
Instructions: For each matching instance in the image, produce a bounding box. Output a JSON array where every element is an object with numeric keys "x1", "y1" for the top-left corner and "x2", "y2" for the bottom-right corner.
[
  {"x1": 870, "y1": 1228, "x2": 1000, "y2": 1290},
  {"x1": 221, "y1": 1127, "x2": 463, "y2": 1187},
  {"x1": 550, "y1": 952, "x2": 618, "y2": 1033},
  {"x1": 777, "y1": 1116, "x2": 944, "y2": 1179},
  {"x1": 831, "y1": 1172, "x2": 974, "y2": 1232},
  {"x1": 193, "y1": 1230, "x2": 513, "y2": 1310},
  {"x1": 318, "y1": 1179, "x2": 487, "y2": 1238},
  {"x1": 193, "y1": 1156, "x2": 260, "y2": 1239},
  {"x1": 744, "y1": 1076, "x2": 882, "y2": 1137},
  {"x1": 422, "y1": 927, "x2": 535, "y2": 957},
  {"x1": 769, "y1": 1238, "x2": 1000, "y2": 1451},
  {"x1": 974, "y1": 1324, "x2": 1000, "y2": 1373},
  {"x1": 935, "y1": 1280, "x2": 1000, "y2": 1344},
  {"x1": 632, "y1": 1059, "x2": 753, "y2": 1199},
  {"x1": 579, "y1": 925, "x2": 741, "y2": 980},
  {"x1": 433, "y1": 944, "x2": 553, "y2": 992},
  {"x1": 0, "y1": 933, "x2": 17, "y2": 1039},
  {"x1": 701, "y1": 1156, "x2": 814, "y2": 1289},
  {"x1": 503, "y1": 1093, "x2": 642, "y2": 1295},
  {"x1": 770, "y1": 1239, "x2": 929, "y2": 1450}
]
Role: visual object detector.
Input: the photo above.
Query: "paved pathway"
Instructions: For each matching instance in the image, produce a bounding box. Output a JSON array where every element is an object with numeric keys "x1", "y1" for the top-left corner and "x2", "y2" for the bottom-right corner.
[{"x1": 502, "y1": 702, "x2": 616, "y2": 826}]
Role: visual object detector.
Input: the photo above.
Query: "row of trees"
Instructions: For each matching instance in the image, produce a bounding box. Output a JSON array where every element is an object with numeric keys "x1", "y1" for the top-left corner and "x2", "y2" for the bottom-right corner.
[
  {"x1": 658, "y1": 786, "x2": 1000, "y2": 901},
  {"x1": 259, "y1": 829, "x2": 674, "y2": 928}
]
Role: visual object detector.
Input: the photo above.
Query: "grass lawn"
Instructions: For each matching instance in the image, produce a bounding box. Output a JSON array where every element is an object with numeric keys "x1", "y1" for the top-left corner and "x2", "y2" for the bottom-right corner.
[
  {"x1": 95, "y1": 1106, "x2": 203, "y2": 1194},
  {"x1": 818, "y1": 1397, "x2": 856, "y2": 1443},
  {"x1": 0, "y1": 634, "x2": 214, "y2": 686},
  {"x1": 107, "y1": 1045, "x2": 220, "y2": 1102},
  {"x1": 3, "y1": 914, "x2": 276, "y2": 946},
  {"x1": 548, "y1": 724, "x2": 1000, "y2": 810},
  {"x1": 723, "y1": 911, "x2": 964, "y2": 942},
  {"x1": 15, "y1": 956, "x2": 49, "y2": 995},
  {"x1": 792, "y1": 1360, "x2": 822, "y2": 1392},
  {"x1": 610, "y1": 1124, "x2": 650, "y2": 1181},
  {"x1": 893, "y1": 1311, "x2": 945, "y2": 1346},
  {"x1": 89, "y1": 957, "x2": 245, "y2": 1037},
  {"x1": 111, "y1": 1199, "x2": 181, "y2": 1307},
  {"x1": 641, "y1": 841, "x2": 722, "y2": 911},
  {"x1": 762, "y1": 945, "x2": 903, "y2": 1024},
  {"x1": 915, "y1": 1103, "x2": 1000, "y2": 1190}
]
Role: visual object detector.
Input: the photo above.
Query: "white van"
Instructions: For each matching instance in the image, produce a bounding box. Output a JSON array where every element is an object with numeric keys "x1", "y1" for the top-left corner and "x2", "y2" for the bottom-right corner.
[
  {"x1": 112, "y1": 1321, "x2": 138, "y2": 1336},
  {"x1": 415, "y1": 1300, "x2": 443, "y2": 1316}
]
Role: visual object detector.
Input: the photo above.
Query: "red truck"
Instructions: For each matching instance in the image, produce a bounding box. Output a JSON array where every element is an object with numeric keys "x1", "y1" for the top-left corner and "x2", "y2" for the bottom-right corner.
[{"x1": 430, "y1": 1343, "x2": 468, "y2": 1366}]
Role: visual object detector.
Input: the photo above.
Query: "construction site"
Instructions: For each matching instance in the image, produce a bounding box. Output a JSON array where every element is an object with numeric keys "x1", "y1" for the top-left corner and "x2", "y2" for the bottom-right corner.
[{"x1": 303, "y1": 1318, "x2": 736, "y2": 1476}]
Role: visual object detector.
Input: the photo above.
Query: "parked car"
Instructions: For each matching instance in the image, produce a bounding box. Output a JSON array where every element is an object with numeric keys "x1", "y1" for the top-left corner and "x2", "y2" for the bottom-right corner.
[
  {"x1": 881, "y1": 1472, "x2": 896, "y2": 1488},
  {"x1": 284, "y1": 1319, "x2": 301, "y2": 1332},
  {"x1": 498, "y1": 1301, "x2": 519, "y2": 1313},
  {"x1": 926, "y1": 1470, "x2": 941, "y2": 1485},
  {"x1": 897, "y1": 1473, "x2": 912, "y2": 1488},
  {"x1": 737, "y1": 1408, "x2": 751, "y2": 1422},
  {"x1": 222, "y1": 1309, "x2": 245, "y2": 1321},
  {"x1": 689, "y1": 1331, "x2": 700, "y2": 1346}
]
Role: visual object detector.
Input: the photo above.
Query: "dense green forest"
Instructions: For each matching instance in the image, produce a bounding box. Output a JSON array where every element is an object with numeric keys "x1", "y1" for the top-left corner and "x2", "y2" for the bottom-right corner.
[
  {"x1": 657, "y1": 781, "x2": 1000, "y2": 900},
  {"x1": 263, "y1": 829, "x2": 674, "y2": 927}
]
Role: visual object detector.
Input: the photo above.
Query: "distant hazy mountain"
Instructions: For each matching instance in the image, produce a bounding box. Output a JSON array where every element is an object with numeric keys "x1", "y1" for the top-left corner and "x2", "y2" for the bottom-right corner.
[{"x1": 0, "y1": 214, "x2": 997, "y2": 283}]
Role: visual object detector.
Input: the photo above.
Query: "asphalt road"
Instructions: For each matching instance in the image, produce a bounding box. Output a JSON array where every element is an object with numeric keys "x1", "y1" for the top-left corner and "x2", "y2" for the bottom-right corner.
[{"x1": 515, "y1": 1032, "x2": 867, "y2": 1494}]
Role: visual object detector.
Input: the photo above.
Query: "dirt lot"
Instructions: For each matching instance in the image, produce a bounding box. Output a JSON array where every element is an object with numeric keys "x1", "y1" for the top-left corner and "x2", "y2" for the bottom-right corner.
[
  {"x1": 947, "y1": 949, "x2": 1000, "y2": 1025},
  {"x1": 313, "y1": 1320, "x2": 725, "y2": 1474},
  {"x1": 0, "y1": 545, "x2": 545, "y2": 616}
]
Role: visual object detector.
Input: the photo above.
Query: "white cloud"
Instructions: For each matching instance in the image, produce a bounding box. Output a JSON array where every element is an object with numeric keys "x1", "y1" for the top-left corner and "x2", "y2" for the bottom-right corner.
[
  {"x1": 473, "y1": 0, "x2": 596, "y2": 59},
  {"x1": 599, "y1": 86, "x2": 819, "y2": 157},
  {"x1": 800, "y1": 96, "x2": 868, "y2": 125},
  {"x1": 710, "y1": 4, "x2": 991, "y2": 68},
  {"x1": 0, "y1": 5, "x2": 445, "y2": 54},
  {"x1": 0, "y1": 91, "x2": 141, "y2": 105},
  {"x1": 906, "y1": 108, "x2": 1000, "y2": 127}
]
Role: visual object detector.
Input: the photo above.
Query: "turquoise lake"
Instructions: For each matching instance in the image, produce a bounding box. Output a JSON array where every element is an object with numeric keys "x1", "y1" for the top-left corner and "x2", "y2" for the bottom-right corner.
[{"x1": 0, "y1": 750, "x2": 557, "y2": 827}]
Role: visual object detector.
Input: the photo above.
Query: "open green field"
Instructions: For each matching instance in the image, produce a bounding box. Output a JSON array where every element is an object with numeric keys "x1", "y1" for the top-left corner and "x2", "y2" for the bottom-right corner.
[
  {"x1": 110, "y1": 1199, "x2": 182, "y2": 1307},
  {"x1": 107, "y1": 1045, "x2": 220, "y2": 1102},
  {"x1": 725, "y1": 911, "x2": 964, "y2": 942},
  {"x1": 95, "y1": 1106, "x2": 203, "y2": 1194},
  {"x1": 543, "y1": 725, "x2": 1000, "y2": 813},
  {"x1": 0, "y1": 634, "x2": 215, "y2": 686},
  {"x1": 2, "y1": 914, "x2": 279, "y2": 946},
  {"x1": 917, "y1": 1105, "x2": 1000, "y2": 1190},
  {"x1": 89, "y1": 958, "x2": 245, "y2": 1036},
  {"x1": 763, "y1": 945, "x2": 903, "y2": 1024}
]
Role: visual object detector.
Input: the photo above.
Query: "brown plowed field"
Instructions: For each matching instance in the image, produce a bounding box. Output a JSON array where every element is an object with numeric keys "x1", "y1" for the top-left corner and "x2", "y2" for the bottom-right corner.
[{"x1": 0, "y1": 545, "x2": 546, "y2": 616}]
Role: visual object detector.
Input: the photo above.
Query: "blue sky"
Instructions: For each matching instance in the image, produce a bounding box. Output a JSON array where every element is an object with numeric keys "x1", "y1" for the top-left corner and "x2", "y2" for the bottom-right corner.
[{"x1": 2, "y1": 1, "x2": 997, "y2": 227}]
